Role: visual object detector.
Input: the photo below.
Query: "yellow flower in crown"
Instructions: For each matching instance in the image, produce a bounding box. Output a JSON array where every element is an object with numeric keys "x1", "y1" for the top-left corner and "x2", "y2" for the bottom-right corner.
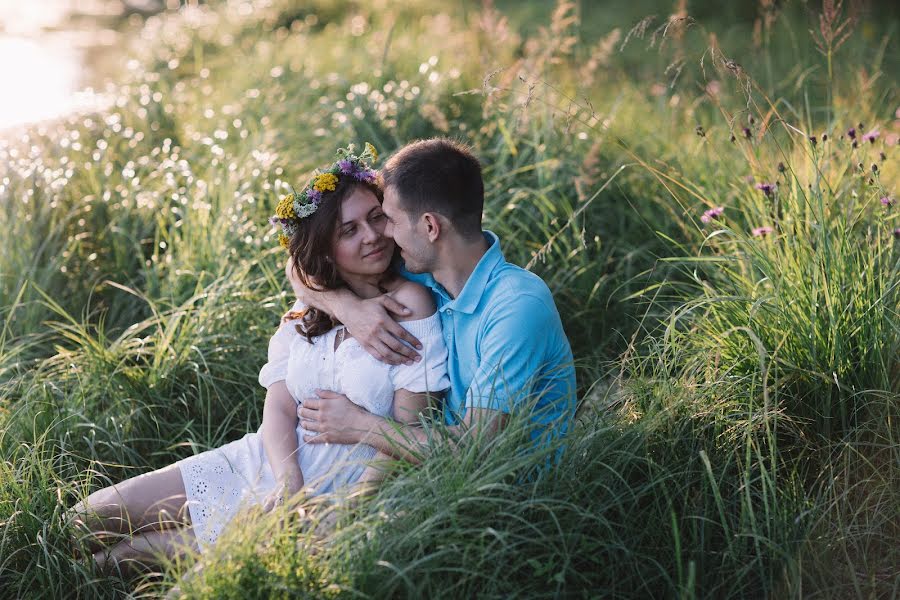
[
  {"x1": 313, "y1": 173, "x2": 339, "y2": 192},
  {"x1": 268, "y1": 143, "x2": 380, "y2": 252},
  {"x1": 275, "y1": 193, "x2": 296, "y2": 219}
]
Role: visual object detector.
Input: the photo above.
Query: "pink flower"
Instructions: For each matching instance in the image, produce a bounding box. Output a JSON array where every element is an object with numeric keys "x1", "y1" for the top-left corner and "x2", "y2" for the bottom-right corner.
[
  {"x1": 755, "y1": 182, "x2": 777, "y2": 197},
  {"x1": 862, "y1": 129, "x2": 880, "y2": 144},
  {"x1": 701, "y1": 206, "x2": 725, "y2": 223},
  {"x1": 881, "y1": 196, "x2": 894, "y2": 208},
  {"x1": 894, "y1": 228, "x2": 900, "y2": 240},
  {"x1": 752, "y1": 226, "x2": 774, "y2": 237}
]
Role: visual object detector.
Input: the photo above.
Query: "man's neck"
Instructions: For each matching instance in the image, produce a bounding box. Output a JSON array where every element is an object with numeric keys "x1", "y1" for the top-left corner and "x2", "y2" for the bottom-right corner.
[{"x1": 431, "y1": 232, "x2": 490, "y2": 299}]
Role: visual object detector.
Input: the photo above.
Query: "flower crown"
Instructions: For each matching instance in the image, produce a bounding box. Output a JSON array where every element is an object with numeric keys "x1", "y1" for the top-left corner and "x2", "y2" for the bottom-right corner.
[{"x1": 269, "y1": 143, "x2": 379, "y2": 249}]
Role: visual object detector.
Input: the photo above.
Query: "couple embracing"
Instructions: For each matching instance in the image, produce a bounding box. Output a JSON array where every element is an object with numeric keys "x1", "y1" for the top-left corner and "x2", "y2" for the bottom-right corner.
[{"x1": 71, "y1": 138, "x2": 576, "y2": 570}]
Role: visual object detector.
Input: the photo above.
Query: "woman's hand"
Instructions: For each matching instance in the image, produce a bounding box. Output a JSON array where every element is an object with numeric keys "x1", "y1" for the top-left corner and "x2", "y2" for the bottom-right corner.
[{"x1": 262, "y1": 469, "x2": 305, "y2": 513}]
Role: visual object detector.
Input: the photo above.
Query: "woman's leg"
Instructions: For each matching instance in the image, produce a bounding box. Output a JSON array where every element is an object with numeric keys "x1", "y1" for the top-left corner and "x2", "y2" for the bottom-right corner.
[
  {"x1": 70, "y1": 463, "x2": 191, "y2": 552},
  {"x1": 92, "y1": 525, "x2": 199, "y2": 577}
]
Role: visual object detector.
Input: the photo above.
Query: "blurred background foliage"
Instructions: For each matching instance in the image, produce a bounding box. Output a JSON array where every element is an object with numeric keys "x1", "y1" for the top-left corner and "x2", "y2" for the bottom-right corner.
[{"x1": 0, "y1": 0, "x2": 897, "y2": 598}]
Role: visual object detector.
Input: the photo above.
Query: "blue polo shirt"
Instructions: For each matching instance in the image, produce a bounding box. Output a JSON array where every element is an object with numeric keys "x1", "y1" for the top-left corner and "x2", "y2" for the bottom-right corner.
[{"x1": 404, "y1": 231, "x2": 576, "y2": 442}]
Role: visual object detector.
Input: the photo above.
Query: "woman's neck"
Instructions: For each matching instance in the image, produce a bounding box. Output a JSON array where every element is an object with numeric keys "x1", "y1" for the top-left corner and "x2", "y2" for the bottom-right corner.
[{"x1": 342, "y1": 271, "x2": 392, "y2": 300}]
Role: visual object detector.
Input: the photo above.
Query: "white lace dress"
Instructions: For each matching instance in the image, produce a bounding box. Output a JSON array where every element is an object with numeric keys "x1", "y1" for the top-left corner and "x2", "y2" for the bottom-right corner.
[{"x1": 177, "y1": 300, "x2": 449, "y2": 547}]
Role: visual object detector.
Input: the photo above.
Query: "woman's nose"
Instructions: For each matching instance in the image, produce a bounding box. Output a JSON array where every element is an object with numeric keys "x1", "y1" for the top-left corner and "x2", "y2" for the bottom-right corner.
[{"x1": 361, "y1": 222, "x2": 381, "y2": 243}]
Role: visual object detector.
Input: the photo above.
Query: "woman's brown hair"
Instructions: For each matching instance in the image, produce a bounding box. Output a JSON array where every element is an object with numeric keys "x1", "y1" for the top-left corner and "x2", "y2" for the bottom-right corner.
[{"x1": 286, "y1": 178, "x2": 386, "y2": 341}]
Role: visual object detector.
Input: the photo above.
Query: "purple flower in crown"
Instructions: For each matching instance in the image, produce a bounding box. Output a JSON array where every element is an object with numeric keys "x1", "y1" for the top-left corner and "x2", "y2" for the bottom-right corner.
[
  {"x1": 752, "y1": 226, "x2": 774, "y2": 237},
  {"x1": 268, "y1": 216, "x2": 280, "y2": 226},
  {"x1": 862, "y1": 129, "x2": 880, "y2": 144},
  {"x1": 338, "y1": 159, "x2": 355, "y2": 174},
  {"x1": 700, "y1": 206, "x2": 725, "y2": 223},
  {"x1": 306, "y1": 188, "x2": 323, "y2": 204},
  {"x1": 755, "y1": 182, "x2": 777, "y2": 197},
  {"x1": 354, "y1": 168, "x2": 377, "y2": 182}
]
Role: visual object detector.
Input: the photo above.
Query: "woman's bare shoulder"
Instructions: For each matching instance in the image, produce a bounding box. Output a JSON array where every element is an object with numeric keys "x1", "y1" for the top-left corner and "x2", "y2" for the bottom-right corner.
[{"x1": 387, "y1": 279, "x2": 437, "y2": 321}]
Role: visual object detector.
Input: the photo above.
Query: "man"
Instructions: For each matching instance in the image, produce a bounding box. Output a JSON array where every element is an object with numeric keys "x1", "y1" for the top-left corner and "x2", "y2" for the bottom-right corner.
[{"x1": 292, "y1": 138, "x2": 575, "y2": 461}]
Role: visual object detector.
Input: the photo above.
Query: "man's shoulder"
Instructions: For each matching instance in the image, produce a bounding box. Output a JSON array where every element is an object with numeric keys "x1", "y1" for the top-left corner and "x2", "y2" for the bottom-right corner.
[{"x1": 484, "y1": 262, "x2": 556, "y2": 313}]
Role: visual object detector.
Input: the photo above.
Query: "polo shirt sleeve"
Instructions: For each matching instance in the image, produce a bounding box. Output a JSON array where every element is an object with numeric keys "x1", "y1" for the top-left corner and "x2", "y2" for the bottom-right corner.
[{"x1": 464, "y1": 293, "x2": 555, "y2": 413}]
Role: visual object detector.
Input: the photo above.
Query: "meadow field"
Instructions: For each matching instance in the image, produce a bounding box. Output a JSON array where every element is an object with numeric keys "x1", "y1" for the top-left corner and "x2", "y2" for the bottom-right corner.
[{"x1": 0, "y1": 0, "x2": 898, "y2": 597}]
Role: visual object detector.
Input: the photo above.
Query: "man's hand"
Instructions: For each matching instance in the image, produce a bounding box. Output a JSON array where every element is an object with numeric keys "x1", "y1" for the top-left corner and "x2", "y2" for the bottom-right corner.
[
  {"x1": 262, "y1": 469, "x2": 304, "y2": 513},
  {"x1": 338, "y1": 295, "x2": 423, "y2": 365},
  {"x1": 299, "y1": 390, "x2": 375, "y2": 445},
  {"x1": 285, "y1": 255, "x2": 422, "y2": 366}
]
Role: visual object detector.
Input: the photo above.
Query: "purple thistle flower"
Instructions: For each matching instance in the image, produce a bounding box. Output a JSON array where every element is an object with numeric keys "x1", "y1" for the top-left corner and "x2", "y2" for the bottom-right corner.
[
  {"x1": 338, "y1": 159, "x2": 355, "y2": 174},
  {"x1": 268, "y1": 216, "x2": 280, "y2": 226},
  {"x1": 882, "y1": 196, "x2": 894, "y2": 208},
  {"x1": 755, "y1": 182, "x2": 777, "y2": 197},
  {"x1": 894, "y1": 228, "x2": 900, "y2": 239},
  {"x1": 742, "y1": 127, "x2": 752, "y2": 139},
  {"x1": 752, "y1": 226, "x2": 774, "y2": 237},
  {"x1": 809, "y1": 135, "x2": 817, "y2": 146},
  {"x1": 847, "y1": 127, "x2": 856, "y2": 140},
  {"x1": 306, "y1": 188, "x2": 323, "y2": 204},
  {"x1": 862, "y1": 129, "x2": 879, "y2": 144},
  {"x1": 700, "y1": 206, "x2": 725, "y2": 223},
  {"x1": 354, "y1": 168, "x2": 377, "y2": 182}
]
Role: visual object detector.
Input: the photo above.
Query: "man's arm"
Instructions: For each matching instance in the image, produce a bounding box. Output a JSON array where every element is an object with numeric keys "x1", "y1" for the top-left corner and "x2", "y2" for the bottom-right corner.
[
  {"x1": 284, "y1": 256, "x2": 422, "y2": 364},
  {"x1": 299, "y1": 392, "x2": 505, "y2": 464}
]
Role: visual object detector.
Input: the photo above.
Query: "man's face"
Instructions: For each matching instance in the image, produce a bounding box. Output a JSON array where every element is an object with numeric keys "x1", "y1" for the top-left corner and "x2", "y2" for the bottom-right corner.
[{"x1": 382, "y1": 185, "x2": 436, "y2": 274}]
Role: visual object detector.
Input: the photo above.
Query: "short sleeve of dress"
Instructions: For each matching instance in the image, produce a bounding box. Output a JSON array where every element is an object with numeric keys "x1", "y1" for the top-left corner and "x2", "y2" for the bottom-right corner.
[
  {"x1": 258, "y1": 299, "x2": 306, "y2": 389},
  {"x1": 390, "y1": 314, "x2": 451, "y2": 393}
]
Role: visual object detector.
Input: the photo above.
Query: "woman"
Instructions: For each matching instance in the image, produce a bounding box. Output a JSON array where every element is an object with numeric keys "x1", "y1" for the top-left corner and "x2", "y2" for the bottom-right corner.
[{"x1": 70, "y1": 143, "x2": 450, "y2": 571}]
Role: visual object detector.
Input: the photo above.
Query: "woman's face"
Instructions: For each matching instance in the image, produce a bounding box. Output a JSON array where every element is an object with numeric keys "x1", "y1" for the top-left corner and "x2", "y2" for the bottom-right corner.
[{"x1": 331, "y1": 187, "x2": 394, "y2": 277}]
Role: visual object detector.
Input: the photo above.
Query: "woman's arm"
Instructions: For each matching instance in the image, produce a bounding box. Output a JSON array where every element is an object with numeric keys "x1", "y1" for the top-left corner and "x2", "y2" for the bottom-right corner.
[{"x1": 260, "y1": 381, "x2": 304, "y2": 509}]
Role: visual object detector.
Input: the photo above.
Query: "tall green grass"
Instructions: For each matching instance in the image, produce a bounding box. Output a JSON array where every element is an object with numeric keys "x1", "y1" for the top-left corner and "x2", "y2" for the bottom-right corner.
[{"x1": 1, "y1": 0, "x2": 897, "y2": 598}]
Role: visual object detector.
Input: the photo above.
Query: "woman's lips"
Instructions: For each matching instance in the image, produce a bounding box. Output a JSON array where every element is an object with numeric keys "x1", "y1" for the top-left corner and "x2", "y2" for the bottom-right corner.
[{"x1": 364, "y1": 246, "x2": 386, "y2": 258}]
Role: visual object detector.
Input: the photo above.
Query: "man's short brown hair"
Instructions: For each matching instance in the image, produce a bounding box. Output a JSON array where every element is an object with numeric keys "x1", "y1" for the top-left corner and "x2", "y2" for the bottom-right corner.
[{"x1": 380, "y1": 138, "x2": 484, "y2": 239}]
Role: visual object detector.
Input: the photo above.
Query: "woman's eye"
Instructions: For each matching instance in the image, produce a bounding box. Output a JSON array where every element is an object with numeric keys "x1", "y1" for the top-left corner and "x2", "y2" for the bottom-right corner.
[
  {"x1": 342, "y1": 226, "x2": 356, "y2": 237},
  {"x1": 371, "y1": 213, "x2": 386, "y2": 222}
]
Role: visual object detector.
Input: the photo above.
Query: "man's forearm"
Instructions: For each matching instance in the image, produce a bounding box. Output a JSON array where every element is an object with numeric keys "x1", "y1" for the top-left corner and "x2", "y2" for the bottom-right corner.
[
  {"x1": 292, "y1": 277, "x2": 355, "y2": 319},
  {"x1": 358, "y1": 413, "x2": 433, "y2": 465}
]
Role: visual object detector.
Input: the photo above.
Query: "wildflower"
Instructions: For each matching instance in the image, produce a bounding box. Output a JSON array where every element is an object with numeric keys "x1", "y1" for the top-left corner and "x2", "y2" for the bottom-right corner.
[
  {"x1": 894, "y1": 228, "x2": 900, "y2": 239},
  {"x1": 742, "y1": 127, "x2": 752, "y2": 139},
  {"x1": 338, "y1": 159, "x2": 354, "y2": 174},
  {"x1": 364, "y1": 142, "x2": 378, "y2": 161},
  {"x1": 822, "y1": 133, "x2": 828, "y2": 142},
  {"x1": 862, "y1": 129, "x2": 879, "y2": 144},
  {"x1": 275, "y1": 193, "x2": 296, "y2": 219},
  {"x1": 695, "y1": 125, "x2": 705, "y2": 137},
  {"x1": 872, "y1": 164, "x2": 878, "y2": 173},
  {"x1": 880, "y1": 151, "x2": 887, "y2": 161},
  {"x1": 752, "y1": 226, "x2": 774, "y2": 237},
  {"x1": 847, "y1": 127, "x2": 856, "y2": 140},
  {"x1": 852, "y1": 140, "x2": 859, "y2": 149},
  {"x1": 755, "y1": 182, "x2": 777, "y2": 197},
  {"x1": 809, "y1": 135, "x2": 817, "y2": 146},
  {"x1": 313, "y1": 172, "x2": 339, "y2": 192},
  {"x1": 730, "y1": 134, "x2": 736, "y2": 143},
  {"x1": 700, "y1": 206, "x2": 725, "y2": 223},
  {"x1": 278, "y1": 233, "x2": 290, "y2": 249},
  {"x1": 306, "y1": 188, "x2": 323, "y2": 204},
  {"x1": 777, "y1": 162, "x2": 785, "y2": 173},
  {"x1": 882, "y1": 196, "x2": 894, "y2": 208}
]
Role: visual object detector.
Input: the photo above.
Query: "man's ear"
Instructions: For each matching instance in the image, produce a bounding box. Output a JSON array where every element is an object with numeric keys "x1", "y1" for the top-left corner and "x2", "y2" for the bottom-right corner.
[{"x1": 421, "y1": 212, "x2": 442, "y2": 242}]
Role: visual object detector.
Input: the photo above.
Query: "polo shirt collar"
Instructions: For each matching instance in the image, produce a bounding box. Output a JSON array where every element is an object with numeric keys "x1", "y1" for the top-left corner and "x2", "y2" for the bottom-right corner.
[{"x1": 444, "y1": 230, "x2": 503, "y2": 315}]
